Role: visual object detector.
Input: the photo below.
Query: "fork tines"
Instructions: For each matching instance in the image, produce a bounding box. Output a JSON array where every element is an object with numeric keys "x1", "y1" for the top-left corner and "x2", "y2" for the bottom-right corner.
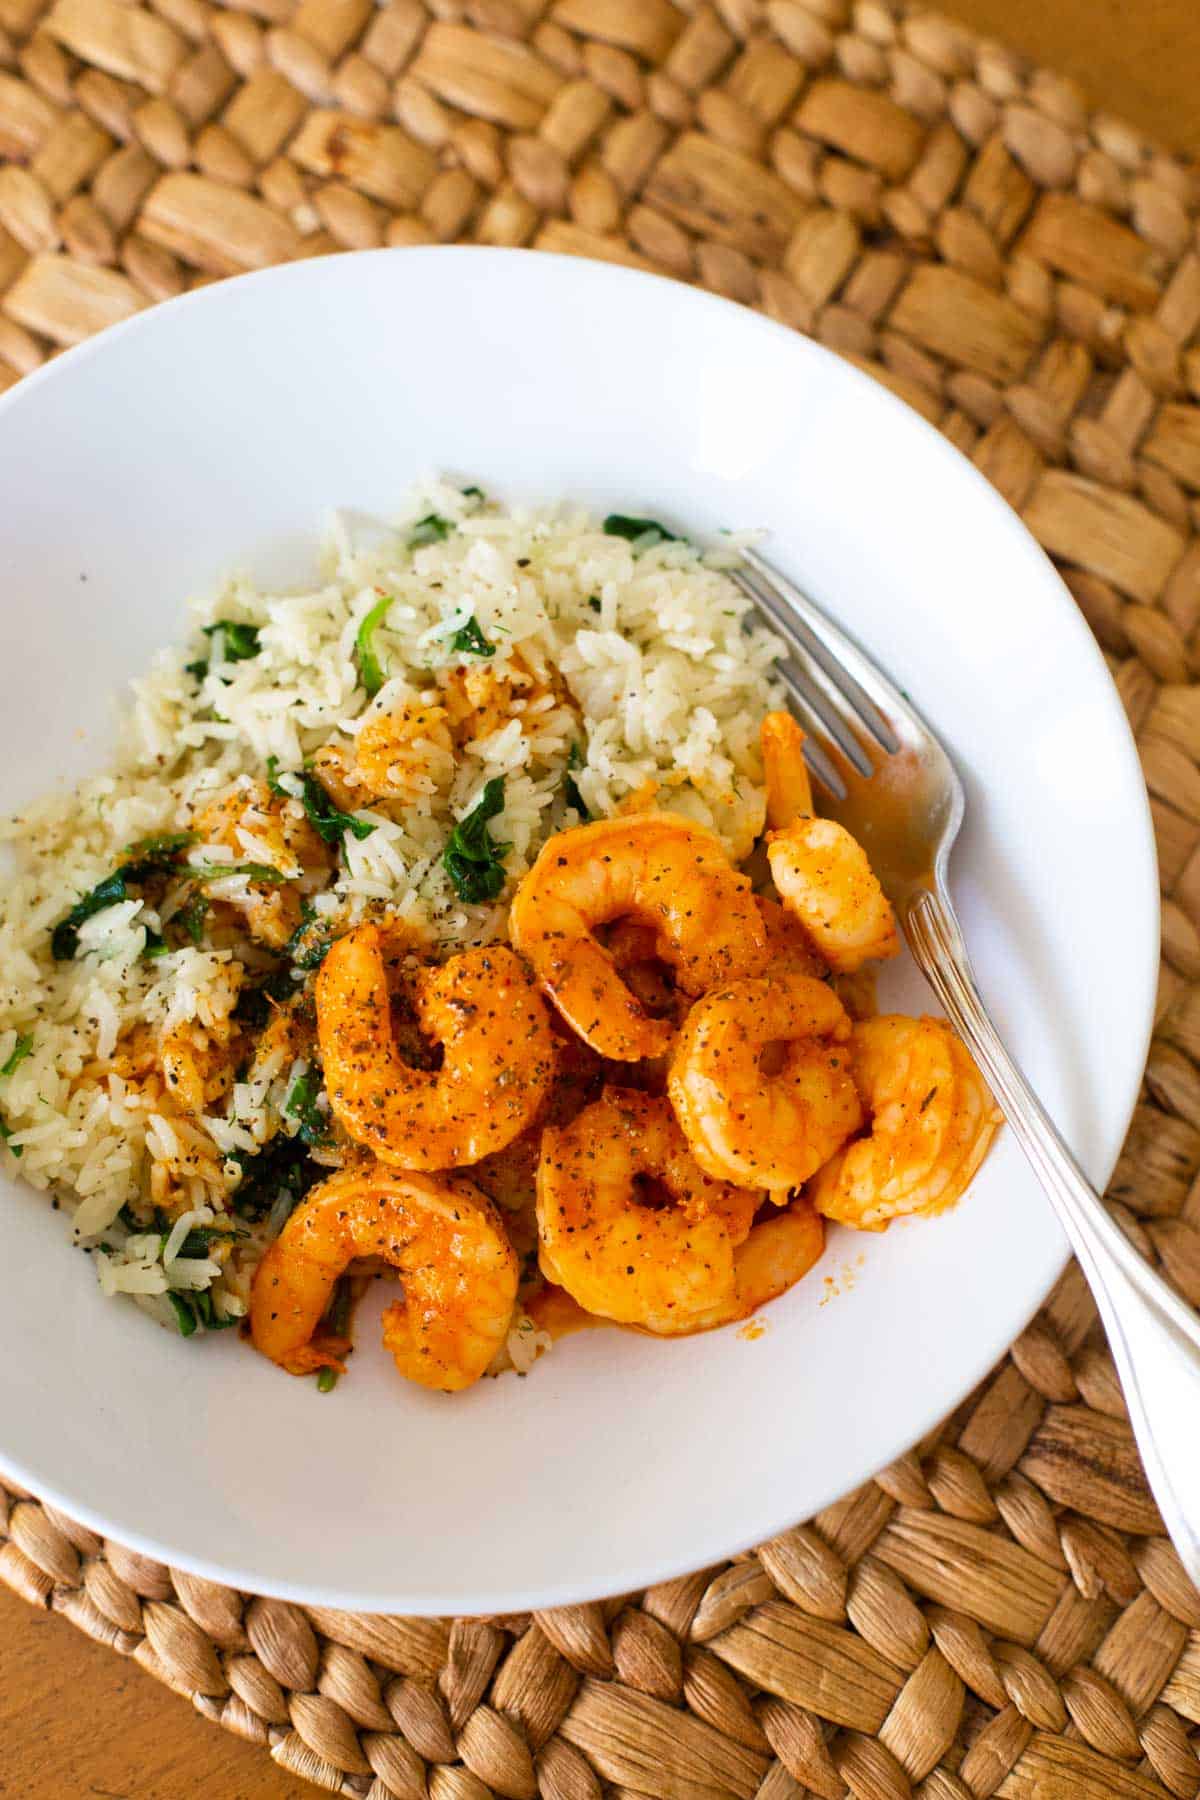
[{"x1": 734, "y1": 549, "x2": 901, "y2": 797}]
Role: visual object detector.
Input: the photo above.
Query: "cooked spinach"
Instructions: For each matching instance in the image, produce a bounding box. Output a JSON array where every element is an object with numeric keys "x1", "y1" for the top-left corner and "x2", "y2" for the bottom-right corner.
[
  {"x1": 175, "y1": 1222, "x2": 248, "y2": 1259},
  {"x1": 285, "y1": 1067, "x2": 332, "y2": 1147},
  {"x1": 50, "y1": 831, "x2": 217, "y2": 960},
  {"x1": 167, "y1": 1287, "x2": 238, "y2": 1336},
  {"x1": 187, "y1": 620, "x2": 262, "y2": 683},
  {"x1": 177, "y1": 892, "x2": 210, "y2": 947},
  {"x1": 443, "y1": 777, "x2": 510, "y2": 904},
  {"x1": 409, "y1": 513, "x2": 451, "y2": 547},
  {"x1": 0, "y1": 1120, "x2": 20, "y2": 1157},
  {"x1": 51, "y1": 871, "x2": 139, "y2": 962},
  {"x1": 282, "y1": 903, "x2": 331, "y2": 973},
  {"x1": 267, "y1": 757, "x2": 376, "y2": 846},
  {"x1": 230, "y1": 1134, "x2": 322, "y2": 1225},
  {"x1": 167, "y1": 1291, "x2": 198, "y2": 1337},
  {"x1": 355, "y1": 592, "x2": 394, "y2": 697},
  {"x1": 448, "y1": 615, "x2": 496, "y2": 659},
  {"x1": 603, "y1": 514, "x2": 679, "y2": 551}
]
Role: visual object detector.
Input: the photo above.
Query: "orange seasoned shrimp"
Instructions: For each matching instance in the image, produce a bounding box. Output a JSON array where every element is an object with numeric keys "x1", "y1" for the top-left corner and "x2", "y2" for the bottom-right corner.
[
  {"x1": 510, "y1": 816, "x2": 769, "y2": 1060},
  {"x1": 603, "y1": 919, "x2": 687, "y2": 1022},
  {"x1": 316, "y1": 925, "x2": 555, "y2": 1168},
  {"x1": 312, "y1": 703, "x2": 453, "y2": 808},
  {"x1": 810, "y1": 1015, "x2": 1001, "y2": 1230},
  {"x1": 159, "y1": 1016, "x2": 240, "y2": 1115},
  {"x1": 756, "y1": 894, "x2": 827, "y2": 978},
  {"x1": 670, "y1": 1195, "x2": 826, "y2": 1331},
  {"x1": 471, "y1": 1029, "x2": 606, "y2": 1258},
  {"x1": 536, "y1": 1088, "x2": 760, "y2": 1334},
  {"x1": 667, "y1": 973, "x2": 862, "y2": 1191},
  {"x1": 250, "y1": 1163, "x2": 517, "y2": 1390},
  {"x1": 441, "y1": 651, "x2": 563, "y2": 747},
  {"x1": 761, "y1": 710, "x2": 813, "y2": 829},
  {"x1": 767, "y1": 817, "x2": 899, "y2": 973},
  {"x1": 356, "y1": 702, "x2": 454, "y2": 798},
  {"x1": 194, "y1": 780, "x2": 331, "y2": 949}
]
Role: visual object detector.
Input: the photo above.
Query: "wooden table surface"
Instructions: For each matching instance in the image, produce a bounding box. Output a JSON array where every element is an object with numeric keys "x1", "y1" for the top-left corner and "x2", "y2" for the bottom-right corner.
[{"x1": 3, "y1": 4, "x2": 1198, "y2": 1795}]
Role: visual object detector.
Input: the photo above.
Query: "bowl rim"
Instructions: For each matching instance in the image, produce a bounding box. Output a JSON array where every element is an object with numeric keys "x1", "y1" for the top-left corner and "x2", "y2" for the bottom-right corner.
[{"x1": 0, "y1": 246, "x2": 1160, "y2": 1610}]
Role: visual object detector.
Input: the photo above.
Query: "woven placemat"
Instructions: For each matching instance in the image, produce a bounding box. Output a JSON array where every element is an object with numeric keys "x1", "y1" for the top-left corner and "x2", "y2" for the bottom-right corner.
[{"x1": 3, "y1": 0, "x2": 1200, "y2": 1795}]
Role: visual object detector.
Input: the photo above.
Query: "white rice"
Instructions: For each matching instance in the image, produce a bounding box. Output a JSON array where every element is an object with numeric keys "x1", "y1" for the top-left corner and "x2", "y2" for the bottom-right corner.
[{"x1": 0, "y1": 480, "x2": 783, "y2": 1350}]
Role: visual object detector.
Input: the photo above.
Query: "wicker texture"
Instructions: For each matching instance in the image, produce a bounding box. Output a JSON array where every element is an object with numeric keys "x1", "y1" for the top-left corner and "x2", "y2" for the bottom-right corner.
[{"x1": 3, "y1": 0, "x2": 1200, "y2": 1794}]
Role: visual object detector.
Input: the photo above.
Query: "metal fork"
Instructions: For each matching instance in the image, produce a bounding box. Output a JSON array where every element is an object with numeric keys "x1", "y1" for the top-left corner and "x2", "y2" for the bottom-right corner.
[{"x1": 735, "y1": 544, "x2": 1200, "y2": 1584}]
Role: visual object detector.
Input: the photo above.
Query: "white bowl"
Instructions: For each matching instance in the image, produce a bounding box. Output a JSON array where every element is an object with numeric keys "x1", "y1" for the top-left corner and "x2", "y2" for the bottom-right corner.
[{"x1": 0, "y1": 248, "x2": 1157, "y2": 1612}]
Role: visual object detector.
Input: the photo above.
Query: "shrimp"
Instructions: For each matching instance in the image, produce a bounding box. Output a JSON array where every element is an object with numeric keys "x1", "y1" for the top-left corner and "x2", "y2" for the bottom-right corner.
[
  {"x1": 441, "y1": 650, "x2": 564, "y2": 747},
  {"x1": 761, "y1": 710, "x2": 813, "y2": 829},
  {"x1": 831, "y1": 967, "x2": 878, "y2": 1022},
  {"x1": 509, "y1": 816, "x2": 769, "y2": 1060},
  {"x1": 536, "y1": 1088, "x2": 760, "y2": 1334},
  {"x1": 756, "y1": 894, "x2": 827, "y2": 979},
  {"x1": 313, "y1": 703, "x2": 455, "y2": 808},
  {"x1": 471, "y1": 1027, "x2": 605, "y2": 1259},
  {"x1": 667, "y1": 973, "x2": 863, "y2": 1191},
  {"x1": 159, "y1": 1015, "x2": 240, "y2": 1116},
  {"x1": 603, "y1": 919, "x2": 686, "y2": 1022},
  {"x1": 670, "y1": 1196, "x2": 826, "y2": 1331},
  {"x1": 809, "y1": 1015, "x2": 1001, "y2": 1230},
  {"x1": 316, "y1": 925, "x2": 555, "y2": 1168},
  {"x1": 250, "y1": 1163, "x2": 518, "y2": 1391},
  {"x1": 767, "y1": 817, "x2": 899, "y2": 973},
  {"x1": 193, "y1": 780, "x2": 331, "y2": 949}
]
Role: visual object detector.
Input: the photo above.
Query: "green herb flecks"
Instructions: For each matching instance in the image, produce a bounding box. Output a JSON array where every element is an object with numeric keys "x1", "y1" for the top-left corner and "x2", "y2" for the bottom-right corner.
[
  {"x1": 409, "y1": 513, "x2": 452, "y2": 548},
  {"x1": 461, "y1": 485, "x2": 485, "y2": 502},
  {"x1": 355, "y1": 592, "x2": 394, "y2": 697},
  {"x1": 285, "y1": 1067, "x2": 332, "y2": 1147},
  {"x1": 1, "y1": 1034, "x2": 33, "y2": 1080},
  {"x1": 443, "y1": 777, "x2": 510, "y2": 904},
  {"x1": 448, "y1": 615, "x2": 496, "y2": 659},
  {"x1": 0, "y1": 1030, "x2": 28, "y2": 1156},
  {"x1": 267, "y1": 757, "x2": 376, "y2": 847},
  {"x1": 563, "y1": 743, "x2": 590, "y2": 820},
  {"x1": 187, "y1": 620, "x2": 262, "y2": 684},
  {"x1": 603, "y1": 514, "x2": 680, "y2": 552},
  {"x1": 587, "y1": 595, "x2": 602, "y2": 613}
]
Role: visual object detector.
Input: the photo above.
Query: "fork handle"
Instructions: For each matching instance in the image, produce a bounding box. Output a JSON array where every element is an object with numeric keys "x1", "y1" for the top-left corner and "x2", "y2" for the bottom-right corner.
[{"x1": 905, "y1": 885, "x2": 1200, "y2": 1582}]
